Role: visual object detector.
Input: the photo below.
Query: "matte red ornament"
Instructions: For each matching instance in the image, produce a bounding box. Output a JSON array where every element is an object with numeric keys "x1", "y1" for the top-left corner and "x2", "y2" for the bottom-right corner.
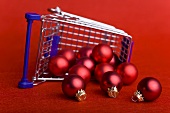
[
  {"x1": 76, "y1": 57, "x2": 95, "y2": 72},
  {"x1": 132, "y1": 77, "x2": 162, "y2": 102},
  {"x1": 92, "y1": 44, "x2": 113, "y2": 63},
  {"x1": 57, "y1": 48, "x2": 76, "y2": 67},
  {"x1": 77, "y1": 46, "x2": 93, "y2": 59},
  {"x1": 62, "y1": 74, "x2": 86, "y2": 101},
  {"x1": 94, "y1": 63, "x2": 114, "y2": 82},
  {"x1": 109, "y1": 52, "x2": 120, "y2": 68},
  {"x1": 48, "y1": 56, "x2": 69, "y2": 77},
  {"x1": 116, "y1": 62, "x2": 138, "y2": 85},
  {"x1": 68, "y1": 64, "x2": 91, "y2": 84},
  {"x1": 100, "y1": 71, "x2": 123, "y2": 98}
]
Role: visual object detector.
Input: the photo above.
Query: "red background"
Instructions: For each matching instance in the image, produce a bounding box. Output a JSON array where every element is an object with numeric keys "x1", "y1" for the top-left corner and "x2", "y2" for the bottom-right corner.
[{"x1": 0, "y1": 0, "x2": 170, "y2": 112}]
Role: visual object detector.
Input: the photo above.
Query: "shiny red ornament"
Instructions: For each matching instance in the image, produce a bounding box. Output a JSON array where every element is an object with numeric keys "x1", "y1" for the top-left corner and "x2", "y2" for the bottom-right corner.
[
  {"x1": 116, "y1": 62, "x2": 138, "y2": 85},
  {"x1": 48, "y1": 56, "x2": 69, "y2": 77},
  {"x1": 68, "y1": 64, "x2": 91, "y2": 84},
  {"x1": 100, "y1": 71, "x2": 123, "y2": 98},
  {"x1": 76, "y1": 57, "x2": 95, "y2": 72},
  {"x1": 57, "y1": 48, "x2": 76, "y2": 67},
  {"x1": 77, "y1": 46, "x2": 93, "y2": 59},
  {"x1": 62, "y1": 74, "x2": 86, "y2": 98},
  {"x1": 94, "y1": 63, "x2": 114, "y2": 82},
  {"x1": 132, "y1": 77, "x2": 162, "y2": 102},
  {"x1": 92, "y1": 44, "x2": 113, "y2": 63},
  {"x1": 109, "y1": 52, "x2": 120, "y2": 68}
]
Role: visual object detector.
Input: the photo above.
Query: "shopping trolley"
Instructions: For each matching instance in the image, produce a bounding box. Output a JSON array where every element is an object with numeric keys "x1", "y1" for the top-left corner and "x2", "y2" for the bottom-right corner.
[{"x1": 18, "y1": 7, "x2": 134, "y2": 89}]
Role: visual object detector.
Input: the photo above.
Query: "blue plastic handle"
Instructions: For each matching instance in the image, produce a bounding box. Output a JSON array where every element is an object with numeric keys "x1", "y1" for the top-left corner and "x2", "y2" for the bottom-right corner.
[{"x1": 18, "y1": 13, "x2": 41, "y2": 89}]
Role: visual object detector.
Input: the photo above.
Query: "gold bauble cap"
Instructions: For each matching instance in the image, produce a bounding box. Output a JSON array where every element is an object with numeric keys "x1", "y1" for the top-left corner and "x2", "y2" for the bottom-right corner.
[
  {"x1": 75, "y1": 89, "x2": 87, "y2": 102},
  {"x1": 107, "y1": 86, "x2": 119, "y2": 98},
  {"x1": 131, "y1": 90, "x2": 144, "y2": 102}
]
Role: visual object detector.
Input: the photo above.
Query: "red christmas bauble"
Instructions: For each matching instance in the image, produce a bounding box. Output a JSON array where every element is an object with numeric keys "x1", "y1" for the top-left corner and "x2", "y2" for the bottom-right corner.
[
  {"x1": 92, "y1": 44, "x2": 113, "y2": 63},
  {"x1": 77, "y1": 46, "x2": 93, "y2": 59},
  {"x1": 57, "y1": 48, "x2": 76, "y2": 67},
  {"x1": 68, "y1": 64, "x2": 91, "y2": 84},
  {"x1": 76, "y1": 57, "x2": 95, "y2": 72},
  {"x1": 109, "y1": 52, "x2": 120, "y2": 68},
  {"x1": 94, "y1": 63, "x2": 114, "y2": 82},
  {"x1": 48, "y1": 56, "x2": 69, "y2": 76},
  {"x1": 62, "y1": 74, "x2": 86, "y2": 98},
  {"x1": 116, "y1": 62, "x2": 138, "y2": 85},
  {"x1": 100, "y1": 71, "x2": 123, "y2": 98},
  {"x1": 132, "y1": 77, "x2": 162, "y2": 102}
]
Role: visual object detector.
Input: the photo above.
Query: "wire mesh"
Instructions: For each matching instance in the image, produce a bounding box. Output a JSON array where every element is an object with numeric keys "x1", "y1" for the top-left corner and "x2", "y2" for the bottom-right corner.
[{"x1": 33, "y1": 11, "x2": 133, "y2": 82}]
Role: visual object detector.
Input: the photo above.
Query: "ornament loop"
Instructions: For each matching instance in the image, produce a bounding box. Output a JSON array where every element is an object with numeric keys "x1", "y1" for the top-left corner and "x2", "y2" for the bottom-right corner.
[
  {"x1": 131, "y1": 90, "x2": 144, "y2": 102},
  {"x1": 107, "y1": 86, "x2": 119, "y2": 98},
  {"x1": 75, "y1": 89, "x2": 87, "y2": 102}
]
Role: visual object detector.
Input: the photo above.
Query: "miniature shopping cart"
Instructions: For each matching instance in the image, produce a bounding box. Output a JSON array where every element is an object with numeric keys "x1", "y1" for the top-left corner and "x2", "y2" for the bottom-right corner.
[{"x1": 18, "y1": 7, "x2": 134, "y2": 89}]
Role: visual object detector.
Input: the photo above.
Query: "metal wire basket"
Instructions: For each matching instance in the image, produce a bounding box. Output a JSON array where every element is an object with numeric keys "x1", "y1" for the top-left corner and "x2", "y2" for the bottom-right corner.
[{"x1": 18, "y1": 7, "x2": 134, "y2": 88}]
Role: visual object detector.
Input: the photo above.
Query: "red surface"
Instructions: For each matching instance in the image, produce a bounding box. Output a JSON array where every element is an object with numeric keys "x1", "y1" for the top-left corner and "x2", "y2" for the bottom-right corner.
[{"x1": 0, "y1": 0, "x2": 170, "y2": 112}]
